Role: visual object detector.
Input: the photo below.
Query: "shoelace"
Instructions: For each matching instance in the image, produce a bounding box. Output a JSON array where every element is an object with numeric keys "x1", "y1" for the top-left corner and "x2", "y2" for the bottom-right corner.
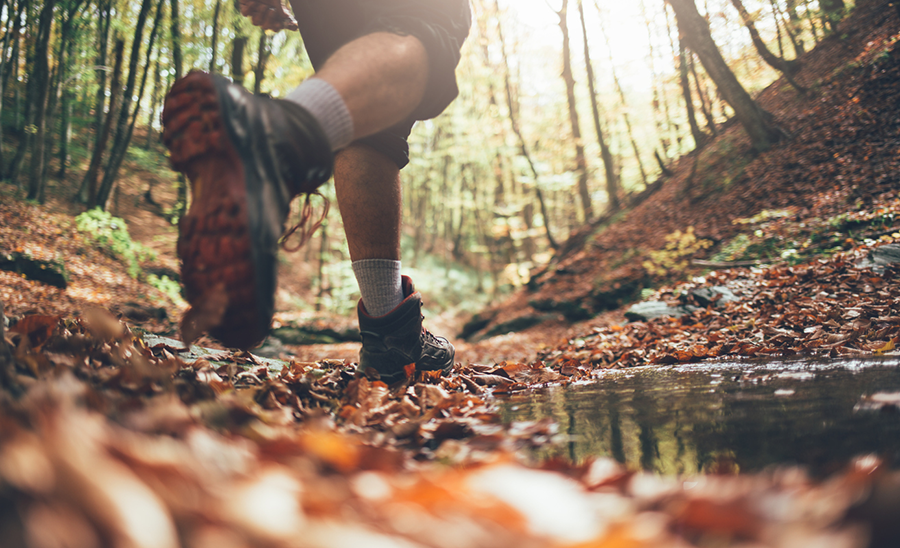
[{"x1": 279, "y1": 192, "x2": 330, "y2": 252}]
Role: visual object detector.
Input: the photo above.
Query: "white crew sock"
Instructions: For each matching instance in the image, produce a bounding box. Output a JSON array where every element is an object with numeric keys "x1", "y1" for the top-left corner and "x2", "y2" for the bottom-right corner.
[
  {"x1": 284, "y1": 78, "x2": 354, "y2": 151},
  {"x1": 352, "y1": 259, "x2": 404, "y2": 317}
]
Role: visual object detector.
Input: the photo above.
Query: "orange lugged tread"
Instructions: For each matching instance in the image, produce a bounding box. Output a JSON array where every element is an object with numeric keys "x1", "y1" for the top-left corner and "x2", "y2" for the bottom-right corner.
[{"x1": 163, "y1": 72, "x2": 264, "y2": 348}]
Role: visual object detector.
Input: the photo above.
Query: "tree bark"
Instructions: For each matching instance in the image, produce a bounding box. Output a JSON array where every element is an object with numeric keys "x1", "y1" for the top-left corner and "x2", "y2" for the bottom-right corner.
[
  {"x1": 209, "y1": 0, "x2": 221, "y2": 72},
  {"x1": 729, "y1": 0, "x2": 806, "y2": 93},
  {"x1": 83, "y1": 38, "x2": 124, "y2": 206},
  {"x1": 678, "y1": 36, "x2": 707, "y2": 148},
  {"x1": 95, "y1": 0, "x2": 163, "y2": 209},
  {"x1": 688, "y1": 52, "x2": 717, "y2": 136},
  {"x1": 253, "y1": 30, "x2": 269, "y2": 94},
  {"x1": 491, "y1": 0, "x2": 557, "y2": 249},
  {"x1": 595, "y1": 3, "x2": 650, "y2": 188},
  {"x1": 578, "y1": 0, "x2": 619, "y2": 211},
  {"x1": 668, "y1": 0, "x2": 784, "y2": 152},
  {"x1": 25, "y1": 0, "x2": 57, "y2": 202},
  {"x1": 76, "y1": 0, "x2": 111, "y2": 202},
  {"x1": 169, "y1": 0, "x2": 183, "y2": 80},
  {"x1": 231, "y1": 36, "x2": 247, "y2": 86},
  {"x1": 146, "y1": 55, "x2": 162, "y2": 149},
  {"x1": 557, "y1": 0, "x2": 593, "y2": 222},
  {"x1": 7, "y1": 0, "x2": 34, "y2": 186}
]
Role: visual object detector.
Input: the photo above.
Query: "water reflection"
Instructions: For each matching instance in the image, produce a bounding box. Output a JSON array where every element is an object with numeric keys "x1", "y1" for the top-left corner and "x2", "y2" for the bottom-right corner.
[{"x1": 497, "y1": 356, "x2": 900, "y2": 476}]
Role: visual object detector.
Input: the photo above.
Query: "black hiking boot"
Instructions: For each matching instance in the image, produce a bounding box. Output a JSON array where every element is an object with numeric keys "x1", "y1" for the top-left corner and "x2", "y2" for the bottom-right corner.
[
  {"x1": 162, "y1": 71, "x2": 333, "y2": 349},
  {"x1": 358, "y1": 276, "x2": 456, "y2": 384}
]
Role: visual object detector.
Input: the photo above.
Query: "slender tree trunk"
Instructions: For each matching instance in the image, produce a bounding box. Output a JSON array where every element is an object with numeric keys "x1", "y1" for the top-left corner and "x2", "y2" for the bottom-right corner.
[
  {"x1": 95, "y1": 0, "x2": 162, "y2": 209},
  {"x1": 578, "y1": 0, "x2": 619, "y2": 211},
  {"x1": 729, "y1": 0, "x2": 806, "y2": 92},
  {"x1": 208, "y1": 0, "x2": 221, "y2": 72},
  {"x1": 77, "y1": 0, "x2": 111, "y2": 201},
  {"x1": 639, "y1": 0, "x2": 674, "y2": 158},
  {"x1": 231, "y1": 36, "x2": 247, "y2": 86},
  {"x1": 557, "y1": 0, "x2": 593, "y2": 222},
  {"x1": 169, "y1": 0, "x2": 183, "y2": 80},
  {"x1": 668, "y1": 0, "x2": 784, "y2": 152},
  {"x1": 253, "y1": 30, "x2": 269, "y2": 94},
  {"x1": 146, "y1": 56, "x2": 162, "y2": 149},
  {"x1": 490, "y1": 0, "x2": 557, "y2": 249},
  {"x1": 663, "y1": 4, "x2": 685, "y2": 152},
  {"x1": 26, "y1": 0, "x2": 57, "y2": 202},
  {"x1": 58, "y1": 29, "x2": 76, "y2": 178},
  {"x1": 595, "y1": 3, "x2": 650, "y2": 188},
  {"x1": 169, "y1": 0, "x2": 187, "y2": 216},
  {"x1": 7, "y1": 0, "x2": 33, "y2": 186},
  {"x1": 688, "y1": 53, "x2": 717, "y2": 136},
  {"x1": 0, "y1": 0, "x2": 21, "y2": 177},
  {"x1": 802, "y1": 0, "x2": 821, "y2": 44},
  {"x1": 83, "y1": 38, "x2": 124, "y2": 205},
  {"x1": 679, "y1": 37, "x2": 707, "y2": 148}
]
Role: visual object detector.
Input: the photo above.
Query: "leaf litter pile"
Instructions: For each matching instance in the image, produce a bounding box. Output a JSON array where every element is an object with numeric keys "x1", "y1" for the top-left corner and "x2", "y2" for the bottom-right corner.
[{"x1": 3, "y1": 246, "x2": 900, "y2": 547}]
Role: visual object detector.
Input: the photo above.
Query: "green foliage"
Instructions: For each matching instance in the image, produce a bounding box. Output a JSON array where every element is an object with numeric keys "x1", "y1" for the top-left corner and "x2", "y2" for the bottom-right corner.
[
  {"x1": 125, "y1": 145, "x2": 166, "y2": 173},
  {"x1": 75, "y1": 208, "x2": 155, "y2": 278},
  {"x1": 146, "y1": 274, "x2": 186, "y2": 306},
  {"x1": 643, "y1": 227, "x2": 712, "y2": 278}
]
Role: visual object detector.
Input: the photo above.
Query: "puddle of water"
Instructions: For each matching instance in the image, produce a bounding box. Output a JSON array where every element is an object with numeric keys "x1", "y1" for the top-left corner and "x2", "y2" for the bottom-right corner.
[{"x1": 497, "y1": 356, "x2": 900, "y2": 476}]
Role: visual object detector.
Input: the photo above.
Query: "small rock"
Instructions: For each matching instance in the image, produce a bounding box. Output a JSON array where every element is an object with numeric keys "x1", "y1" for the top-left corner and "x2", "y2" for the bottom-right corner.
[
  {"x1": 688, "y1": 286, "x2": 739, "y2": 307},
  {"x1": 624, "y1": 301, "x2": 697, "y2": 322},
  {"x1": 857, "y1": 243, "x2": 900, "y2": 271}
]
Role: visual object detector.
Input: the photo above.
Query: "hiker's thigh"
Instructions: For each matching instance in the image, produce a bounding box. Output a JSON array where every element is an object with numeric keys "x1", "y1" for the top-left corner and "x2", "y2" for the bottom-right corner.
[{"x1": 290, "y1": 0, "x2": 471, "y2": 168}]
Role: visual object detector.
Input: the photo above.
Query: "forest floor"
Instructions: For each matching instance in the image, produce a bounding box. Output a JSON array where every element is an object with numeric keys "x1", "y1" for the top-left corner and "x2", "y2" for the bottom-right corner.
[{"x1": 2, "y1": 4, "x2": 900, "y2": 548}]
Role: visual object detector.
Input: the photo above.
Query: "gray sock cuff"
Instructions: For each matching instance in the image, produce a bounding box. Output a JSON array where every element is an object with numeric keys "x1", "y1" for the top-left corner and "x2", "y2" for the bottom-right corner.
[
  {"x1": 352, "y1": 259, "x2": 403, "y2": 318},
  {"x1": 285, "y1": 78, "x2": 354, "y2": 151}
]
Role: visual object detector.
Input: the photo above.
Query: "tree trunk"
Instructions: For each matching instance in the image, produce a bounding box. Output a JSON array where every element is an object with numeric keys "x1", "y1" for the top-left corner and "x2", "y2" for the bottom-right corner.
[
  {"x1": 491, "y1": 0, "x2": 557, "y2": 249},
  {"x1": 253, "y1": 30, "x2": 269, "y2": 94},
  {"x1": 58, "y1": 28, "x2": 76, "y2": 178},
  {"x1": 7, "y1": 0, "x2": 34, "y2": 186},
  {"x1": 578, "y1": 0, "x2": 619, "y2": 211},
  {"x1": 639, "y1": 0, "x2": 675, "y2": 159},
  {"x1": 595, "y1": 3, "x2": 650, "y2": 188},
  {"x1": 77, "y1": 0, "x2": 111, "y2": 202},
  {"x1": 169, "y1": 0, "x2": 183, "y2": 80},
  {"x1": 232, "y1": 36, "x2": 247, "y2": 86},
  {"x1": 668, "y1": 0, "x2": 784, "y2": 152},
  {"x1": 208, "y1": 0, "x2": 221, "y2": 72},
  {"x1": 83, "y1": 38, "x2": 124, "y2": 205},
  {"x1": 688, "y1": 52, "x2": 717, "y2": 136},
  {"x1": 558, "y1": 0, "x2": 593, "y2": 222},
  {"x1": 146, "y1": 55, "x2": 162, "y2": 149},
  {"x1": 729, "y1": 0, "x2": 805, "y2": 93},
  {"x1": 678, "y1": 36, "x2": 707, "y2": 148},
  {"x1": 25, "y1": 0, "x2": 57, "y2": 201},
  {"x1": 95, "y1": 0, "x2": 163, "y2": 209}
]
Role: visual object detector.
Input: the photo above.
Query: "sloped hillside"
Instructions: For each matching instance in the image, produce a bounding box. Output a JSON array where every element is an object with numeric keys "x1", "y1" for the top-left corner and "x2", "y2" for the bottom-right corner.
[{"x1": 465, "y1": 2, "x2": 900, "y2": 341}]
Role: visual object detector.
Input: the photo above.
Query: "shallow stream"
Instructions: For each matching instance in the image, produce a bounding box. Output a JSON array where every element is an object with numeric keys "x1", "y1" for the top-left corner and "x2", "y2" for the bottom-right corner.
[{"x1": 498, "y1": 356, "x2": 900, "y2": 476}]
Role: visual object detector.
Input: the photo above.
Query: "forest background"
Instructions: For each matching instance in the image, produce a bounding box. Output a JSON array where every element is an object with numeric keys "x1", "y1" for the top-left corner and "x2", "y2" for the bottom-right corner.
[{"x1": 0, "y1": 0, "x2": 857, "y2": 329}]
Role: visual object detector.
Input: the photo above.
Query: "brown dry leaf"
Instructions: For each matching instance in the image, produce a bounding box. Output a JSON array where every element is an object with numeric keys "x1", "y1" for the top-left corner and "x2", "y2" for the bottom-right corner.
[{"x1": 9, "y1": 314, "x2": 61, "y2": 349}]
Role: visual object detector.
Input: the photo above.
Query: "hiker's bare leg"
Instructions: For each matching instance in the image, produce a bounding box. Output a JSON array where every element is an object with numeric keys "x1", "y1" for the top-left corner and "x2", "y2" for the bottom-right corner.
[
  {"x1": 333, "y1": 144, "x2": 401, "y2": 262},
  {"x1": 314, "y1": 32, "x2": 429, "y2": 140}
]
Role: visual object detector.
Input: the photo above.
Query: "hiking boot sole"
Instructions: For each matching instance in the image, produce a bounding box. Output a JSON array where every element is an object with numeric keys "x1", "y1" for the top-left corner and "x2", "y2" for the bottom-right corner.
[{"x1": 162, "y1": 72, "x2": 265, "y2": 349}]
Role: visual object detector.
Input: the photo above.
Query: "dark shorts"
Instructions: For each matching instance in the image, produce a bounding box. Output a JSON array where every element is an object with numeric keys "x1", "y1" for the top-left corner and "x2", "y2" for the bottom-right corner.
[{"x1": 289, "y1": 0, "x2": 471, "y2": 168}]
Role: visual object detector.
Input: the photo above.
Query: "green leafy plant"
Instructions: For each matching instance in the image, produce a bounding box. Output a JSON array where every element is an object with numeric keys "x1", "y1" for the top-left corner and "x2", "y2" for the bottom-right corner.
[
  {"x1": 75, "y1": 208, "x2": 155, "y2": 278},
  {"x1": 146, "y1": 274, "x2": 186, "y2": 307},
  {"x1": 643, "y1": 227, "x2": 712, "y2": 278}
]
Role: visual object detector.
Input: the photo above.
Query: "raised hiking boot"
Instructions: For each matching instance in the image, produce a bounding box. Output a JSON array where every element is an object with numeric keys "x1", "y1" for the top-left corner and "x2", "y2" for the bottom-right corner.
[
  {"x1": 358, "y1": 276, "x2": 455, "y2": 384},
  {"x1": 162, "y1": 71, "x2": 333, "y2": 349}
]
